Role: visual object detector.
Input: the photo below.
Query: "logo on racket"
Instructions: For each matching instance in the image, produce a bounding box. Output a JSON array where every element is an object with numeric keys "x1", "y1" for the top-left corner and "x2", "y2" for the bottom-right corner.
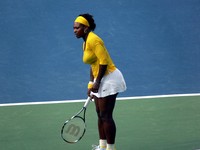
[{"x1": 66, "y1": 124, "x2": 80, "y2": 136}]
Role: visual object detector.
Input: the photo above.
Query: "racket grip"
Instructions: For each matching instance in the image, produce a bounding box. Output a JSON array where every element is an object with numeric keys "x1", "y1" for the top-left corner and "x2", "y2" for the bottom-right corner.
[{"x1": 84, "y1": 97, "x2": 92, "y2": 108}]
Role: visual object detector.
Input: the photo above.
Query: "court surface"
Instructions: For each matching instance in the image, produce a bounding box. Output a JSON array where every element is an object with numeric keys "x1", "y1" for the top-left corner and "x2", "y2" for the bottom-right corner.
[
  {"x1": 1, "y1": 94, "x2": 200, "y2": 150},
  {"x1": 1, "y1": 1, "x2": 199, "y2": 149}
]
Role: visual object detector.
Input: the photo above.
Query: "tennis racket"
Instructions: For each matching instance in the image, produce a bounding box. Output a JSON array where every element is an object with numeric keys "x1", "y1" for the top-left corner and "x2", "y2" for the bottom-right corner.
[{"x1": 61, "y1": 97, "x2": 92, "y2": 143}]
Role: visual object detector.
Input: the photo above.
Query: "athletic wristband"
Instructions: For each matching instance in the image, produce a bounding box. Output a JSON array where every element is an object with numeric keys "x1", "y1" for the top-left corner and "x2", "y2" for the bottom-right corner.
[{"x1": 87, "y1": 81, "x2": 94, "y2": 89}]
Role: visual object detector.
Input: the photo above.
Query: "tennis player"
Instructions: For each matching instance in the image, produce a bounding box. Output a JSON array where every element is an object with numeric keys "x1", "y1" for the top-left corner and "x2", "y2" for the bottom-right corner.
[{"x1": 73, "y1": 13, "x2": 126, "y2": 150}]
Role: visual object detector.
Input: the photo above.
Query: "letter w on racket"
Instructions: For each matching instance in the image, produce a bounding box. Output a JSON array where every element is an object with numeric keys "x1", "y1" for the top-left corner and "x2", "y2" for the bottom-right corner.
[{"x1": 66, "y1": 124, "x2": 80, "y2": 136}]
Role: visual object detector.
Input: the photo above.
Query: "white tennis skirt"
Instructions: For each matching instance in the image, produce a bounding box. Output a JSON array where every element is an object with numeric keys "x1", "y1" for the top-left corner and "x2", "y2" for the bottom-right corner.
[{"x1": 91, "y1": 68, "x2": 126, "y2": 98}]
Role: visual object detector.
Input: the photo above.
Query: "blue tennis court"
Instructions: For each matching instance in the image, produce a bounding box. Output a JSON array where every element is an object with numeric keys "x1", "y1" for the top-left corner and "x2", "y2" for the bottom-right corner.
[{"x1": 0, "y1": 0, "x2": 199, "y2": 103}]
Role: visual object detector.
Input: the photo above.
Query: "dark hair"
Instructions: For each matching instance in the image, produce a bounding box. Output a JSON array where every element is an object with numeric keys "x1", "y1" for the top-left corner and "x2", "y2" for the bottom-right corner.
[{"x1": 79, "y1": 13, "x2": 96, "y2": 31}]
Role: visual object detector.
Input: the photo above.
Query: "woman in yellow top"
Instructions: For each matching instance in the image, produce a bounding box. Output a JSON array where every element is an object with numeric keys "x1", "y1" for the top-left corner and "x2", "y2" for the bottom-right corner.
[{"x1": 73, "y1": 13, "x2": 126, "y2": 150}]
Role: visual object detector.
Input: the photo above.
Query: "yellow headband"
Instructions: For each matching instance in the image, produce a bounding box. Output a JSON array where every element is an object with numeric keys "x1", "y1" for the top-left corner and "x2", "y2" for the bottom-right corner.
[{"x1": 74, "y1": 16, "x2": 90, "y2": 27}]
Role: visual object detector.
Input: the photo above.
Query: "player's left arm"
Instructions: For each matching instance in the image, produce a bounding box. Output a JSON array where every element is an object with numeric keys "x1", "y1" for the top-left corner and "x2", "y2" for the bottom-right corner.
[
  {"x1": 92, "y1": 65, "x2": 107, "y2": 93},
  {"x1": 92, "y1": 43, "x2": 108, "y2": 93}
]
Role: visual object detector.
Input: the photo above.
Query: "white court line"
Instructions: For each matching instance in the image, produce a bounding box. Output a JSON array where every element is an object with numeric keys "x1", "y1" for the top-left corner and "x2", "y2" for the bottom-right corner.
[
  {"x1": 117, "y1": 93, "x2": 200, "y2": 100},
  {"x1": 0, "y1": 93, "x2": 200, "y2": 107}
]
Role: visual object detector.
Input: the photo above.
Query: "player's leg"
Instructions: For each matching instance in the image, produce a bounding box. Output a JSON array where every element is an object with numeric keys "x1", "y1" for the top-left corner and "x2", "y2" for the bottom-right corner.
[{"x1": 94, "y1": 93, "x2": 118, "y2": 150}]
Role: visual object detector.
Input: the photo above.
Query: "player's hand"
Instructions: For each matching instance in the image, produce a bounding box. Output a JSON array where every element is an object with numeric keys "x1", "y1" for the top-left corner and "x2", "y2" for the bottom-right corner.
[
  {"x1": 87, "y1": 89, "x2": 92, "y2": 97},
  {"x1": 91, "y1": 81, "x2": 100, "y2": 93}
]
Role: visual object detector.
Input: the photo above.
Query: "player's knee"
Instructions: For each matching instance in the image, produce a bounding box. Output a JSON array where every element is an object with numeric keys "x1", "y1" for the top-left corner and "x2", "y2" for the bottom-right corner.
[{"x1": 99, "y1": 111, "x2": 113, "y2": 122}]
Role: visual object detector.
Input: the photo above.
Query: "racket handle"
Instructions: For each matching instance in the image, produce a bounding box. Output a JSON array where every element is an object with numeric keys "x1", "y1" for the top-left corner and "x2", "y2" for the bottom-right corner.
[{"x1": 84, "y1": 97, "x2": 92, "y2": 108}]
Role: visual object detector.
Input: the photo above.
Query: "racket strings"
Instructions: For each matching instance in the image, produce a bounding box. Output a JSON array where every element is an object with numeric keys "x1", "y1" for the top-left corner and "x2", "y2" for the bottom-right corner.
[{"x1": 62, "y1": 117, "x2": 86, "y2": 143}]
